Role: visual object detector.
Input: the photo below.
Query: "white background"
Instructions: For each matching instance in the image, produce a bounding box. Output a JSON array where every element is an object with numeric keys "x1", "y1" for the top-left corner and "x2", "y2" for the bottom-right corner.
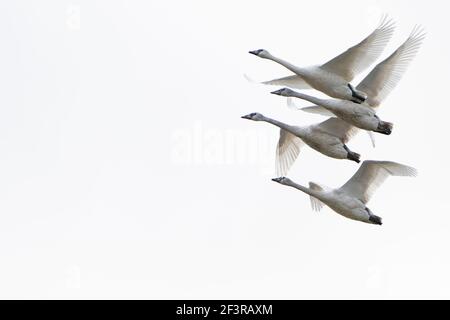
[{"x1": 0, "y1": 0, "x2": 449, "y2": 299}]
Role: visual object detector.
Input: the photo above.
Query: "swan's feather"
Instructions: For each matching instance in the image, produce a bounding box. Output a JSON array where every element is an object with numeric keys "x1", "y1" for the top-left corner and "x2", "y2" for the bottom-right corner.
[
  {"x1": 356, "y1": 26, "x2": 426, "y2": 107},
  {"x1": 301, "y1": 108, "x2": 374, "y2": 146},
  {"x1": 368, "y1": 131, "x2": 376, "y2": 148},
  {"x1": 308, "y1": 182, "x2": 329, "y2": 212},
  {"x1": 276, "y1": 129, "x2": 304, "y2": 176},
  {"x1": 338, "y1": 160, "x2": 418, "y2": 204},
  {"x1": 321, "y1": 14, "x2": 395, "y2": 81},
  {"x1": 312, "y1": 118, "x2": 359, "y2": 143},
  {"x1": 301, "y1": 105, "x2": 336, "y2": 117},
  {"x1": 243, "y1": 73, "x2": 258, "y2": 84},
  {"x1": 261, "y1": 75, "x2": 311, "y2": 90}
]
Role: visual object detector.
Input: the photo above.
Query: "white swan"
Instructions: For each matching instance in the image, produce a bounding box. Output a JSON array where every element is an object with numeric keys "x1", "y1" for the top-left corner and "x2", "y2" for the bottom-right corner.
[
  {"x1": 249, "y1": 16, "x2": 395, "y2": 103},
  {"x1": 272, "y1": 87, "x2": 394, "y2": 135},
  {"x1": 241, "y1": 113, "x2": 360, "y2": 176},
  {"x1": 272, "y1": 160, "x2": 417, "y2": 225},
  {"x1": 283, "y1": 26, "x2": 426, "y2": 133}
]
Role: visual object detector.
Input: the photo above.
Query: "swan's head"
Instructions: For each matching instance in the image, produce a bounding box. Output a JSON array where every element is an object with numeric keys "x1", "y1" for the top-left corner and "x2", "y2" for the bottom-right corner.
[
  {"x1": 271, "y1": 177, "x2": 292, "y2": 185},
  {"x1": 241, "y1": 112, "x2": 265, "y2": 121},
  {"x1": 271, "y1": 88, "x2": 295, "y2": 97},
  {"x1": 249, "y1": 49, "x2": 271, "y2": 59}
]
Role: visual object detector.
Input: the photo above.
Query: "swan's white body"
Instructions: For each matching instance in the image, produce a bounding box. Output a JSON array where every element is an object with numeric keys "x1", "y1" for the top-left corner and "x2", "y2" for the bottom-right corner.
[
  {"x1": 241, "y1": 113, "x2": 360, "y2": 175},
  {"x1": 266, "y1": 61, "x2": 361, "y2": 101},
  {"x1": 249, "y1": 16, "x2": 395, "y2": 101},
  {"x1": 273, "y1": 161, "x2": 417, "y2": 225}
]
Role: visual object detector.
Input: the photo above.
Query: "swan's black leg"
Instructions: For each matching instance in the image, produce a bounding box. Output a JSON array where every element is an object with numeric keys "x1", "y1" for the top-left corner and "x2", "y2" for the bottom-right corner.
[
  {"x1": 347, "y1": 83, "x2": 366, "y2": 104},
  {"x1": 344, "y1": 145, "x2": 361, "y2": 163}
]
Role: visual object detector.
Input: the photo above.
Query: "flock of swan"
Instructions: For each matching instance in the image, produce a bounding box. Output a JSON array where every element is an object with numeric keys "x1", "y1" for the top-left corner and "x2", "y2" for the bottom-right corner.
[{"x1": 242, "y1": 16, "x2": 425, "y2": 225}]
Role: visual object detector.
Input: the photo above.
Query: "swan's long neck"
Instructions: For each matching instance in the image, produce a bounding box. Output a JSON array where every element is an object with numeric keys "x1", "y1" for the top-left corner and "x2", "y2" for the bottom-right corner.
[
  {"x1": 266, "y1": 53, "x2": 306, "y2": 76},
  {"x1": 260, "y1": 116, "x2": 304, "y2": 138},
  {"x1": 288, "y1": 91, "x2": 327, "y2": 107},
  {"x1": 284, "y1": 181, "x2": 323, "y2": 199}
]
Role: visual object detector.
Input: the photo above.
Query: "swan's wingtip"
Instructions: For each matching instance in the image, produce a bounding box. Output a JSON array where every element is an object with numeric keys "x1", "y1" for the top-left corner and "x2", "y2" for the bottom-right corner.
[
  {"x1": 286, "y1": 97, "x2": 302, "y2": 110},
  {"x1": 410, "y1": 24, "x2": 427, "y2": 39},
  {"x1": 243, "y1": 73, "x2": 258, "y2": 84},
  {"x1": 378, "y1": 13, "x2": 396, "y2": 30},
  {"x1": 409, "y1": 167, "x2": 419, "y2": 177}
]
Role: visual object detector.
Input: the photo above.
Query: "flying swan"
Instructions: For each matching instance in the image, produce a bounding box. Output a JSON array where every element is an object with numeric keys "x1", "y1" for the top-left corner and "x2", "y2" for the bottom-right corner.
[
  {"x1": 241, "y1": 112, "x2": 361, "y2": 176},
  {"x1": 248, "y1": 15, "x2": 395, "y2": 103},
  {"x1": 272, "y1": 160, "x2": 417, "y2": 225},
  {"x1": 272, "y1": 87, "x2": 394, "y2": 135},
  {"x1": 278, "y1": 26, "x2": 426, "y2": 137}
]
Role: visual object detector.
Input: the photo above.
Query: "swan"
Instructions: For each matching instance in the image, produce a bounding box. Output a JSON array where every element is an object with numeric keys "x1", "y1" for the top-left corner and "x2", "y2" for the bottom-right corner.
[
  {"x1": 282, "y1": 26, "x2": 426, "y2": 134},
  {"x1": 241, "y1": 112, "x2": 361, "y2": 176},
  {"x1": 249, "y1": 15, "x2": 395, "y2": 103},
  {"x1": 272, "y1": 160, "x2": 417, "y2": 225},
  {"x1": 272, "y1": 87, "x2": 394, "y2": 135}
]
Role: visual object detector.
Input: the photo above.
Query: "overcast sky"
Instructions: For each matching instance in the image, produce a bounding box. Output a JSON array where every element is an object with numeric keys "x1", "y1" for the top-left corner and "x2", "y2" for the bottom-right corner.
[{"x1": 0, "y1": 0, "x2": 449, "y2": 299}]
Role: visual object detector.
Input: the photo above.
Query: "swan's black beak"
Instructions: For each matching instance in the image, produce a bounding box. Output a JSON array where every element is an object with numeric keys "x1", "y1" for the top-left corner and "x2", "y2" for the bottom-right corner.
[
  {"x1": 241, "y1": 114, "x2": 252, "y2": 120},
  {"x1": 272, "y1": 177, "x2": 286, "y2": 183},
  {"x1": 249, "y1": 49, "x2": 262, "y2": 56},
  {"x1": 271, "y1": 89, "x2": 285, "y2": 96}
]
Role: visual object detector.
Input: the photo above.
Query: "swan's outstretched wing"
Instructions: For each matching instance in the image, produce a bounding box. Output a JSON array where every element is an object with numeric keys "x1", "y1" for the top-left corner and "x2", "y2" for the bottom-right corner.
[
  {"x1": 244, "y1": 74, "x2": 311, "y2": 90},
  {"x1": 321, "y1": 15, "x2": 395, "y2": 81},
  {"x1": 312, "y1": 117, "x2": 359, "y2": 143},
  {"x1": 262, "y1": 75, "x2": 311, "y2": 90},
  {"x1": 287, "y1": 98, "x2": 335, "y2": 116},
  {"x1": 289, "y1": 100, "x2": 375, "y2": 147},
  {"x1": 300, "y1": 105, "x2": 336, "y2": 117},
  {"x1": 276, "y1": 129, "x2": 304, "y2": 176},
  {"x1": 356, "y1": 26, "x2": 426, "y2": 107},
  {"x1": 338, "y1": 160, "x2": 417, "y2": 204},
  {"x1": 309, "y1": 182, "x2": 330, "y2": 212}
]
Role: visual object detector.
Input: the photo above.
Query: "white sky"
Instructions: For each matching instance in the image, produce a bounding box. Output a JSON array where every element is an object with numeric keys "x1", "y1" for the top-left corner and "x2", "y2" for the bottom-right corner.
[{"x1": 0, "y1": 0, "x2": 449, "y2": 299}]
